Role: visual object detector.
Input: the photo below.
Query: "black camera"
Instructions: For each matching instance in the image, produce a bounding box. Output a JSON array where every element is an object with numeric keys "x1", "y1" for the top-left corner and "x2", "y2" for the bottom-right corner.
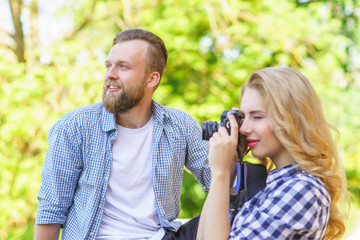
[{"x1": 202, "y1": 107, "x2": 243, "y2": 141}]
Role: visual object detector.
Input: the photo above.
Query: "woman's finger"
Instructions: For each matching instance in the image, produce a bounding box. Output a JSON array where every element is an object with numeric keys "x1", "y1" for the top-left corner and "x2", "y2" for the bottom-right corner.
[{"x1": 227, "y1": 114, "x2": 239, "y2": 142}]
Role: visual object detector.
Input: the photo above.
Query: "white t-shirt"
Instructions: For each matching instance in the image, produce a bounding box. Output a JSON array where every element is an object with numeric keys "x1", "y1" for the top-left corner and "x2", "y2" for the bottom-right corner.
[{"x1": 96, "y1": 116, "x2": 164, "y2": 240}]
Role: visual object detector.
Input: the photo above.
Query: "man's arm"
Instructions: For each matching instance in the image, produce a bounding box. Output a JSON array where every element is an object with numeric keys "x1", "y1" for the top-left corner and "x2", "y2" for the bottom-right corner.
[
  {"x1": 36, "y1": 117, "x2": 82, "y2": 230},
  {"x1": 184, "y1": 117, "x2": 212, "y2": 190},
  {"x1": 34, "y1": 224, "x2": 61, "y2": 240}
]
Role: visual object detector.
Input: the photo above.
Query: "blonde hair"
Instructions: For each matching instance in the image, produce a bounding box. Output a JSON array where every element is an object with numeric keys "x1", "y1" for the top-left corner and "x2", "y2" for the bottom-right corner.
[{"x1": 241, "y1": 67, "x2": 348, "y2": 239}]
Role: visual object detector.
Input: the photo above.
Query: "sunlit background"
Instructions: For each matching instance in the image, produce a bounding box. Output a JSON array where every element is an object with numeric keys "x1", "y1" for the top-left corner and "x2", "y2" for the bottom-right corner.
[{"x1": 0, "y1": 0, "x2": 359, "y2": 239}]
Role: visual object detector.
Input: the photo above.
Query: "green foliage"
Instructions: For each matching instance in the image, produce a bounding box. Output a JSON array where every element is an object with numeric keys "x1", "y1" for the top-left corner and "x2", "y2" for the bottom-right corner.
[
  {"x1": 1, "y1": 0, "x2": 360, "y2": 238},
  {"x1": 348, "y1": 172, "x2": 360, "y2": 205},
  {"x1": 179, "y1": 171, "x2": 207, "y2": 218}
]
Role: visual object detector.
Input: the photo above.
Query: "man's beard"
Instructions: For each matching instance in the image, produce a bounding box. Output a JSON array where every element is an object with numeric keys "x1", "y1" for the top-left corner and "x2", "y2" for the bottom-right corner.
[{"x1": 102, "y1": 77, "x2": 146, "y2": 114}]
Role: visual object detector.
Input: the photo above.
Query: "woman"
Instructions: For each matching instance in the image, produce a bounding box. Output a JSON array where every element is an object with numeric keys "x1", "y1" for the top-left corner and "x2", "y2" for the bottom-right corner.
[{"x1": 197, "y1": 67, "x2": 348, "y2": 240}]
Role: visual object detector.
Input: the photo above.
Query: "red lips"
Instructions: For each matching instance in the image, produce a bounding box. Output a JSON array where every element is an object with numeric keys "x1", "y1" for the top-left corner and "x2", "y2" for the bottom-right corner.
[{"x1": 247, "y1": 139, "x2": 259, "y2": 148}]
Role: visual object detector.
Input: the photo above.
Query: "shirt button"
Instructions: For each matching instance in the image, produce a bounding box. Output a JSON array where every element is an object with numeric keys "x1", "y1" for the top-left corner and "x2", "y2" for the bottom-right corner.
[
  {"x1": 105, "y1": 177, "x2": 108, "y2": 181},
  {"x1": 99, "y1": 205, "x2": 102, "y2": 209},
  {"x1": 90, "y1": 232, "x2": 94, "y2": 236}
]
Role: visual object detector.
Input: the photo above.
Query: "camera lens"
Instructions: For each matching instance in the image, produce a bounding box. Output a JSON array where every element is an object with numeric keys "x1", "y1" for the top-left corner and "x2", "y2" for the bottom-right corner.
[{"x1": 202, "y1": 121, "x2": 219, "y2": 140}]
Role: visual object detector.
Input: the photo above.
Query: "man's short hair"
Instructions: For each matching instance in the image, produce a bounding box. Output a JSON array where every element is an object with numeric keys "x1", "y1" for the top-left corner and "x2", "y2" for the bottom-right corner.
[{"x1": 113, "y1": 29, "x2": 168, "y2": 83}]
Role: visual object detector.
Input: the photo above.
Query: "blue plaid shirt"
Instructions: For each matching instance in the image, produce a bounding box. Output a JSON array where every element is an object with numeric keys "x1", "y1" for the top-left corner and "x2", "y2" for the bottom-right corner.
[
  {"x1": 36, "y1": 100, "x2": 211, "y2": 239},
  {"x1": 230, "y1": 164, "x2": 330, "y2": 240}
]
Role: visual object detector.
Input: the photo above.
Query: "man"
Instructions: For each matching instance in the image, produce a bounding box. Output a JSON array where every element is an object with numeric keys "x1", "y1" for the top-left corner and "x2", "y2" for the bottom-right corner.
[{"x1": 35, "y1": 29, "x2": 211, "y2": 240}]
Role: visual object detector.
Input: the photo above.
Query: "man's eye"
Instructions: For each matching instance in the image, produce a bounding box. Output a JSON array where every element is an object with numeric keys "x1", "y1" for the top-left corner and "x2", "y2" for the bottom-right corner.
[{"x1": 120, "y1": 64, "x2": 127, "y2": 69}]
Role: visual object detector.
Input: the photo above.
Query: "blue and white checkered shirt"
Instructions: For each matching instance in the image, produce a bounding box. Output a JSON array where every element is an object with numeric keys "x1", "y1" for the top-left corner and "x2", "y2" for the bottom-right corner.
[
  {"x1": 36, "y1": 100, "x2": 211, "y2": 239},
  {"x1": 230, "y1": 164, "x2": 330, "y2": 240}
]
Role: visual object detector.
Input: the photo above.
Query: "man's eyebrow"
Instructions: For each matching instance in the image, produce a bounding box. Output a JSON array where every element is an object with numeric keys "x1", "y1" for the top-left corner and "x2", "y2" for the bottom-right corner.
[{"x1": 104, "y1": 60, "x2": 129, "y2": 65}]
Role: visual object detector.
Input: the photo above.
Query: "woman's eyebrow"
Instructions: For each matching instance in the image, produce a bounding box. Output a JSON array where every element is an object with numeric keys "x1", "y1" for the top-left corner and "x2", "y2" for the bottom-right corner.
[
  {"x1": 249, "y1": 110, "x2": 266, "y2": 114},
  {"x1": 240, "y1": 110, "x2": 266, "y2": 115}
]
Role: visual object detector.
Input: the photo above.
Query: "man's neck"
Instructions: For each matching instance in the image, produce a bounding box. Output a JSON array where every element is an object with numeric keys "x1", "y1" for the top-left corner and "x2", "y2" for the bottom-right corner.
[{"x1": 115, "y1": 101, "x2": 153, "y2": 129}]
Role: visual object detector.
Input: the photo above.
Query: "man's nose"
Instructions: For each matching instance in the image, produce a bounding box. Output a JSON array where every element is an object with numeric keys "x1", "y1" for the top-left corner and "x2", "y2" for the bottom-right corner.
[{"x1": 106, "y1": 66, "x2": 118, "y2": 81}]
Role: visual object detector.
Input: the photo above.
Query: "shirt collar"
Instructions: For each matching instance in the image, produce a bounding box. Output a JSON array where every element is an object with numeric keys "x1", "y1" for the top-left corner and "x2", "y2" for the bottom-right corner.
[
  {"x1": 151, "y1": 100, "x2": 168, "y2": 123},
  {"x1": 100, "y1": 100, "x2": 167, "y2": 132},
  {"x1": 266, "y1": 164, "x2": 300, "y2": 185},
  {"x1": 101, "y1": 105, "x2": 116, "y2": 132}
]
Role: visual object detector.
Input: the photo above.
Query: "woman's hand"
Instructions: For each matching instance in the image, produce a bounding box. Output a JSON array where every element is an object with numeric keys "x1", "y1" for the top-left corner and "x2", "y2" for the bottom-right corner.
[
  {"x1": 208, "y1": 114, "x2": 239, "y2": 177},
  {"x1": 197, "y1": 114, "x2": 238, "y2": 240}
]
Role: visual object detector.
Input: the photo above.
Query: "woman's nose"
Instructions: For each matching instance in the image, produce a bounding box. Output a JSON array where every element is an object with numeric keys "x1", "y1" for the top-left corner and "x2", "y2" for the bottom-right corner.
[{"x1": 239, "y1": 119, "x2": 251, "y2": 135}]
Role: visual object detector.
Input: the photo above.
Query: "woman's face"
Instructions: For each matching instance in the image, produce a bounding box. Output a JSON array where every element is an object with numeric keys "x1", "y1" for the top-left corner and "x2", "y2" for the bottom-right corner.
[{"x1": 240, "y1": 88, "x2": 289, "y2": 167}]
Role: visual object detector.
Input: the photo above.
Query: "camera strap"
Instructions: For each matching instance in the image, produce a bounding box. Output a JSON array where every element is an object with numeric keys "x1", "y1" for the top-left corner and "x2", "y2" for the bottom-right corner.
[{"x1": 230, "y1": 161, "x2": 267, "y2": 225}]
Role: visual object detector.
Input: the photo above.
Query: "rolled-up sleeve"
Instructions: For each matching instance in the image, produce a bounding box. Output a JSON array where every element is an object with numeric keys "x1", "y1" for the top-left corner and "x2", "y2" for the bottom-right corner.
[
  {"x1": 36, "y1": 116, "x2": 82, "y2": 225},
  {"x1": 184, "y1": 116, "x2": 211, "y2": 191}
]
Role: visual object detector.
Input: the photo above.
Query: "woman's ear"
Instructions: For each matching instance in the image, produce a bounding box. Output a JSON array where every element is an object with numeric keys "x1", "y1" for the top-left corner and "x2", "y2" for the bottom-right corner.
[{"x1": 145, "y1": 72, "x2": 160, "y2": 89}]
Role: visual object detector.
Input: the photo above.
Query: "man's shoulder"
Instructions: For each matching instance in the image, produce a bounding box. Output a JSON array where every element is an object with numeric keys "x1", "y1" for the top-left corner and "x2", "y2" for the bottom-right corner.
[
  {"x1": 163, "y1": 105, "x2": 189, "y2": 117},
  {"x1": 54, "y1": 102, "x2": 107, "y2": 129},
  {"x1": 61, "y1": 103, "x2": 103, "y2": 119},
  {"x1": 153, "y1": 101, "x2": 196, "y2": 123}
]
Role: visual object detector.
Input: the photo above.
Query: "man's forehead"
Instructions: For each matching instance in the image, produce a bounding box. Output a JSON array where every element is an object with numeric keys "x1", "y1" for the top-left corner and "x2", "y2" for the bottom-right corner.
[
  {"x1": 107, "y1": 40, "x2": 149, "y2": 61},
  {"x1": 116, "y1": 39, "x2": 149, "y2": 46},
  {"x1": 113, "y1": 39, "x2": 149, "y2": 53}
]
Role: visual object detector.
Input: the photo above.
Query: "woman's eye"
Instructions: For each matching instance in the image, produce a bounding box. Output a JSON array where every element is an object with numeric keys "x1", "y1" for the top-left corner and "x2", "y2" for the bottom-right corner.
[{"x1": 253, "y1": 115, "x2": 263, "y2": 119}]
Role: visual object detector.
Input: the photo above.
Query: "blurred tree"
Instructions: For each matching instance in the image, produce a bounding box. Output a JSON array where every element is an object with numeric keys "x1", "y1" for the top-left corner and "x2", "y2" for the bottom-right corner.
[{"x1": 8, "y1": 0, "x2": 25, "y2": 62}]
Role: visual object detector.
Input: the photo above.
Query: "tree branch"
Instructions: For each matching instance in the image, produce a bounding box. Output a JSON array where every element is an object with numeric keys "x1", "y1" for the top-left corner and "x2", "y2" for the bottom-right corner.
[
  {"x1": 8, "y1": 0, "x2": 25, "y2": 62},
  {"x1": 64, "y1": 0, "x2": 98, "y2": 40}
]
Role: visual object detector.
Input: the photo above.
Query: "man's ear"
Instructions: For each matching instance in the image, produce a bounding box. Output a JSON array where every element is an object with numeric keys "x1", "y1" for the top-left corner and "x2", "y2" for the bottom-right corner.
[{"x1": 145, "y1": 72, "x2": 160, "y2": 88}]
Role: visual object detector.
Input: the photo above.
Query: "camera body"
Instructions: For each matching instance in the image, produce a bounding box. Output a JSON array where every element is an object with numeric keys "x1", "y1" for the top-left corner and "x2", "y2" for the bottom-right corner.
[{"x1": 202, "y1": 107, "x2": 243, "y2": 140}]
